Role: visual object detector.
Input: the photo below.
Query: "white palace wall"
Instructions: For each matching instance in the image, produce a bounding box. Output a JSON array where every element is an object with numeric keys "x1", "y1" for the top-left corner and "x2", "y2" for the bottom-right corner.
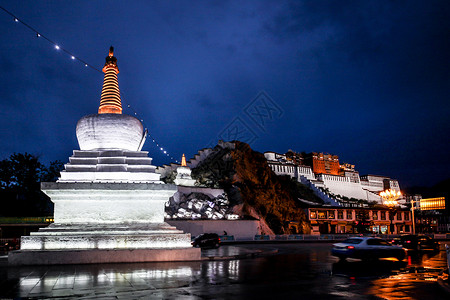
[
  {"x1": 267, "y1": 163, "x2": 315, "y2": 181},
  {"x1": 317, "y1": 174, "x2": 368, "y2": 200}
]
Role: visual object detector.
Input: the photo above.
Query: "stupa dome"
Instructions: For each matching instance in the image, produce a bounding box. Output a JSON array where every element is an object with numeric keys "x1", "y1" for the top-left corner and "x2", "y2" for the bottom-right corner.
[
  {"x1": 76, "y1": 113, "x2": 145, "y2": 151},
  {"x1": 75, "y1": 47, "x2": 146, "y2": 151}
]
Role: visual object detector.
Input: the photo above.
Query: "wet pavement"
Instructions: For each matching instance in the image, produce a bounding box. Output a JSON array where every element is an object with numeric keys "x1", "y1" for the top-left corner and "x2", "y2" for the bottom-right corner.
[
  {"x1": 0, "y1": 243, "x2": 448, "y2": 299},
  {"x1": 201, "y1": 245, "x2": 277, "y2": 260}
]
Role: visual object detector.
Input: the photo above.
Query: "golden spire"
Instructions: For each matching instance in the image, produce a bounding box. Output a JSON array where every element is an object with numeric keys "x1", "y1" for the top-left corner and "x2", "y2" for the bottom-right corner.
[
  {"x1": 181, "y1": 154, "x2": 187, "y2": 167},
  {"x1": 98, "y1": 46, "x2": 122, "y2": 114}
]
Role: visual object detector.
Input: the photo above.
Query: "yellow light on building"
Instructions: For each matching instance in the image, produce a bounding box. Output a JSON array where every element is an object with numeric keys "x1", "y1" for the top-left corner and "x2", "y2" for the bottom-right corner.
[
  {"x1": 420, "y1": 197, "x2": 445, "y2": 211},
  {"x1": 380, "y1": 189, "x2": 402, "y2": 207}
]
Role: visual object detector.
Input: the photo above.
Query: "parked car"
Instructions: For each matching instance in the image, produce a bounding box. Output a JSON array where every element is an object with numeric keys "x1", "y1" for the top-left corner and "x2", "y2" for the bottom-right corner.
[
  {"x1": 391, "y1": 234, "x2": 440, "y2": 251},
  {"x1": 191, "y1": 233, "x2": 220, "y2": 248},
  {"x1": 331, "y1": 237, "x2": 406, "y2": 261}
]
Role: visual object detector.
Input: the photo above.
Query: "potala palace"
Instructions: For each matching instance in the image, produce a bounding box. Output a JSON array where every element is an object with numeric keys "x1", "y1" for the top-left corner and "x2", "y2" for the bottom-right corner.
[
  {"x1": 264, "y1": 150, "x2": 400, "y2": 207},
  {"x1": 158, "y1": 142, "x2": 402, "y2": 210}
]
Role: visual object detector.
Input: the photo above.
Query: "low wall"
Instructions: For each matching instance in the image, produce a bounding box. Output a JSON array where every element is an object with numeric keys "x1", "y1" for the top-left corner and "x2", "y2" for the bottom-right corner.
[{"x1": 167, "y1": 220, "x2": 261, "y2": 240}]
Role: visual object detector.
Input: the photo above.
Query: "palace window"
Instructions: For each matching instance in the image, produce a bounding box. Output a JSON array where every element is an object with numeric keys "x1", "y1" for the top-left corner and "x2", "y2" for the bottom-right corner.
[
  {"x1": 346, "y1": 210, "x2": 353, "y2": 219},
  {"x1": 372, "y1": 211, "x2": 378, "y2": 220},
  {"x1": 328, "y1": 211, "x2": 335, "y2": 219},
  {"x1": 337, "y1": 211, "x2": 343, "y2": 219},
  {"x1": 405, "y1": 212, "x2": 410, "y2": 221},
  {"x1": 310, "y1": 211, "x2": 317, "y2": 219},
  {"x1": 380, "y1": 211, "x2": 386, "y2": 220},
  {"x1": 318, "y1": 211, "x2": 326, "y2": 219}
]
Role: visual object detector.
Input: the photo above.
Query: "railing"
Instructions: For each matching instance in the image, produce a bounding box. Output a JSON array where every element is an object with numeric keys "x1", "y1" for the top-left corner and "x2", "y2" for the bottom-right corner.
[
  {"x1": 220, "y1": 235, "x2": 235, "y2": 241},
  {"x1": 299, "y1": 176, "x2": 341, "y2": 206},
  {"x1": 0, "y1": 238, "x2": 20, "y2": 243},
  {"x1": 253, "y1": 233, "x2": 450, "y2": 241},
  {"x1": 0, "y1": 217, "x2": 54, "y2": 224}
]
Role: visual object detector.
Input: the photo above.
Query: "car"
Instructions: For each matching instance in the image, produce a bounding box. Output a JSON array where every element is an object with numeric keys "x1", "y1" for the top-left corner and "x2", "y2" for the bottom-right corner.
[
  {"x1": 391, "y1": 234, "x2": 440, "y2": 251},
  {"x1": 191, "y1": 233, "x2": 220, "y2": 248},
  {"x1": 331, "y1": 237, "x2": 406, "y2": 261}
]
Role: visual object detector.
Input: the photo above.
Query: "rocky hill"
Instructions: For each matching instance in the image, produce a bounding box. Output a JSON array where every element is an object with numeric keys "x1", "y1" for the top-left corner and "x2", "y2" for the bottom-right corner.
[{"x1": 189, "y1": 141, "x2": 322, "y2": 234}]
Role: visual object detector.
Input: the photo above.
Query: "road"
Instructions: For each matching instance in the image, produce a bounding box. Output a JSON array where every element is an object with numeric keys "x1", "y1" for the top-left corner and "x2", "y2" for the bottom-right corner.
[{"x1": 0, "y1": 242, "x2": 448, "y2": 299}]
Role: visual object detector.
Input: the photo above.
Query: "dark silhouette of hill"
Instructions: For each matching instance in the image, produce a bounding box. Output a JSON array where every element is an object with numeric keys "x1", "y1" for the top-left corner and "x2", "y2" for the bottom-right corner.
[{"x1": 192, "y1": 141, "x2": 322, "y2": 234}]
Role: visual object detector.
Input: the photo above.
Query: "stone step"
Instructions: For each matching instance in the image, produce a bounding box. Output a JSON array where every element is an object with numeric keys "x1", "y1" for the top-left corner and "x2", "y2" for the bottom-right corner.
[{"x1": 20, "y1": 233, "x2": 193, "y2": 250}]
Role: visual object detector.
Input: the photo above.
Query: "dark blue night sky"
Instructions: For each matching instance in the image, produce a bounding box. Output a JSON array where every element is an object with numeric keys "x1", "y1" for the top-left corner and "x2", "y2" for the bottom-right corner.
[{"x1": 0, "y1": 1, "x2": 448, "y2": 188}]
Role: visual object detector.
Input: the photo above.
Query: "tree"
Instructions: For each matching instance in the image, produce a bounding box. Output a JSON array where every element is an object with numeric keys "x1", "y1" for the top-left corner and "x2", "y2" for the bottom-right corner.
[
  {"x1": 0, "y1": 153, "x2": 63, "y2": 217},
  {"x1": 42, "y1": 160, "x2": 64, "y2": 182}
]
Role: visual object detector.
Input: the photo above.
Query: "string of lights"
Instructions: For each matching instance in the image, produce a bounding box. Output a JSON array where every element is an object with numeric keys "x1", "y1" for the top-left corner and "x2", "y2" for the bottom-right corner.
[
  {"x1": 124, "y1": 99, "x2": 179, "y2": 163},
  {"x1": 0, "y1": 5, "x2": 180, "y2": 164},
  {"x1": 0, "y1": 6, "x2": 101, "y2": 72}
]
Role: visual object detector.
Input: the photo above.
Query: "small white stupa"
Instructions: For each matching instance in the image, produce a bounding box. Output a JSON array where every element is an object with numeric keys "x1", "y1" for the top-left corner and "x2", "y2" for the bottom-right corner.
[
  {"x1": 9, "y1": 47, "x2": 200, "y2": 265},
  {"x1": 174, "y1": 154, "x2": 196, "y2": 186}
]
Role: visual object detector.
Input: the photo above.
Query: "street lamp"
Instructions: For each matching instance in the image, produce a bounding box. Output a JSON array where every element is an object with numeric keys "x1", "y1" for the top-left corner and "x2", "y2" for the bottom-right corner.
[
  {"x1": 380, "y1": 189, "x2": 402, "y2": 234},
  {"x1": 410, "y1": 199, "x2": 419, "y2": 235}
]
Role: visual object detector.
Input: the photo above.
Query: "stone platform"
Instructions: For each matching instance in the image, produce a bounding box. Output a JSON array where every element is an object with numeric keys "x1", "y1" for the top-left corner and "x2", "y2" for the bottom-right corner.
[
  {"x1": 41, "y1": 182, "x2": 176, "y2": 224},
  {"x1": 20, "y1": 223, "x2": 193, "y2": 250},
  {"x1": 9, "y1": 181, "x2": 202, "y2": 265},
  {"x1": 8, "y1": 247, "x2": 200, "y2": 266}
]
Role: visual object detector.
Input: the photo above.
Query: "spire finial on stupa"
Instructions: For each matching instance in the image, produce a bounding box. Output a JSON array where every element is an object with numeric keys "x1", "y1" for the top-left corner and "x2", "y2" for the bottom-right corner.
[
  {"x1": 181, "y1": 154, "x2": 187, "y2": 167},
  {"x1": 98, "y1": 46, "x2": 122, "y2": 114}
]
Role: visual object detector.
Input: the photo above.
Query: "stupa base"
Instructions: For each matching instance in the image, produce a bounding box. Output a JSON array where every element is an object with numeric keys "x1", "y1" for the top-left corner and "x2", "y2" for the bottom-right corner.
[{"x1": 8, "y1": 247, "x2": 201, "y2": 266}]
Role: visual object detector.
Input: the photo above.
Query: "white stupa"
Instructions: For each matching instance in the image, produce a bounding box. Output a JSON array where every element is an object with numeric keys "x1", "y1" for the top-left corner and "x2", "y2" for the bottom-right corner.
[
  {"x1": 174, "y1": 154, "x2": 196, "y2": 186},
  {"x1": 9, "y1": 47, "x2": 200, "y2": 265}
]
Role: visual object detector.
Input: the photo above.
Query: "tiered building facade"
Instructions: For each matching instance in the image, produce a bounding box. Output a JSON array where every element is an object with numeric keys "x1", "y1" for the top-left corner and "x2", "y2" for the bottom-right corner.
[
  {"x1": 306, "y1": 207, "x2": 412, "y2": 235},
  {"x1": 264, "y1": 150, "x2": 401, "y2": 207}
]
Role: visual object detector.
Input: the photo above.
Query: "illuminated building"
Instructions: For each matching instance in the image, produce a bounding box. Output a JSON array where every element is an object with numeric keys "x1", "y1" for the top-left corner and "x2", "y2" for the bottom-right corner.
[
  {"x1": 413, "y1": 197, "x2": 447, "y2": 233},
  {"x1": 420, "y1": 197, "x2": 446, "y2": 211},
  {"x1": 265, "y1": 151, "x2": 401, "y2": 206},
  {"x1": 306, "y1": 207, "x2": 412, "y2": 234},
  {"x1": 9, "y1": 48, "x2": 200, "y2": 265},
  {"x1": 303, "y1": 152, "x2": 340, "y2": 175}
]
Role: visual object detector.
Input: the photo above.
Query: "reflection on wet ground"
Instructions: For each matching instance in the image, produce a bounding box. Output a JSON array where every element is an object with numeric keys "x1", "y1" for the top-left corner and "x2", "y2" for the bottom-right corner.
[
  {"x1": 2, "y1": 261, "x2": 203, "y2": 298},
  {"x1": 0, "y1": 243, "x2": 448, "y2": 299},
  {"x1": 331, "y1": 250, "x2": 446, "y2": 279},
  {"x1": 201, "y1": 245, "x2": 267, "y2": 258},
  {"x1": 331, "y1": 246, "x2": 449, "y2": 299}
]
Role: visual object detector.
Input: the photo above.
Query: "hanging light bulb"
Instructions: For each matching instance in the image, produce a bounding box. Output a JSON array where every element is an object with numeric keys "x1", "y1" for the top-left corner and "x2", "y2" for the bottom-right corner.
[
  {"x1": 55, "y1": 45, "x2": 60, "y2": 50},
  {"x1": 14, "y1": 18, "x2": 18, "y2": 22},
  {"x1": 71, "y1": 56, "x2": 75, "y2": 60},
  {"x1": 36, "y1": 33, "x2": 40, "y2": 37}
]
